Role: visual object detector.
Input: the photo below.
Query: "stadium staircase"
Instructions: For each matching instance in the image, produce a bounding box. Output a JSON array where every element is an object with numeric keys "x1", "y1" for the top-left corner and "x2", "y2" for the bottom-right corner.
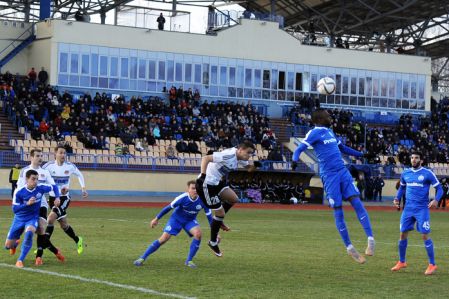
[
  {"x1": 0, "y1": 25, "x2": 36, "y2": 72},
  {"x1": 270, "y1": 118, "x2": 293, "y2": 143},
  {"x1": 0, "y1": 110, "x2": 23, "y2": 151}
]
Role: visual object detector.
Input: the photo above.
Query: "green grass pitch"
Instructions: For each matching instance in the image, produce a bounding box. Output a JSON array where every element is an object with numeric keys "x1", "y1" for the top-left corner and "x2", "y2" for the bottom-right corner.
[{"x1": 0, "y1": 206, "x2": 448, "y2": 298}]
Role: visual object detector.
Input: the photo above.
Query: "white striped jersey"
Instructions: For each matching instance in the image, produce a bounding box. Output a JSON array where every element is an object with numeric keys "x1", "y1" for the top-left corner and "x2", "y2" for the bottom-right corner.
[
  {"x1": 205, "y1": 147, "x2": 249, "y2": 185},
  {"x1": 42, "y1": 161, "x2": 86, "y2": 196}
]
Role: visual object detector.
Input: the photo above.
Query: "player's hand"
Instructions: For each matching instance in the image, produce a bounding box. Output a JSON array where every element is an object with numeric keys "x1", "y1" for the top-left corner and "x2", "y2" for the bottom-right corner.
[
  {"x1": 27, "y1": 197, "x2": 36, "y2": 205},
  {"x1": 61, "y1": 186, "x2": 69, "y2": 195},
  {"x1": 54, "y1": 198, "x2": 61, "y2": 207},
  {"x1": 82, "y1": 190, "x2": 88, "y2": 198},
  {"x1": 150, "y1": 218, "x2": 159, "y2": 228},
  {"x1": 291, "y1": 161, "x2": 298, "y2": 171},
  {"x1": 428, "y1": 199, "x2": 438, "y2": 209},
  {"x1": 393, "y1": 198, "x2": 400, "y2": 209}
]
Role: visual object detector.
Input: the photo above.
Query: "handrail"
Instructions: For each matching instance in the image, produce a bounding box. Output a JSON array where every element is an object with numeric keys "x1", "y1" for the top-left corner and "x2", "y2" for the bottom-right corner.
[{"x1": 0, "y1": 23, "x2": 35, "y2": 58}]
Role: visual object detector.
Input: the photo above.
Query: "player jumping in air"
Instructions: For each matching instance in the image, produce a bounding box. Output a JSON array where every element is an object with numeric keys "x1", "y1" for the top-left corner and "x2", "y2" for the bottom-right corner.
[
  {"x1": 391, "y1": 152, "x2": 443, "y2": 275},
  {"x1": 292, "y1": 109, "x2": 375, "y2": 263},
  {"x1": 5, "y1": 170, "x2": 60, "y2": 267},
  {"x1": 134, "y1": 180, "x2": 213, "y2": 268}
]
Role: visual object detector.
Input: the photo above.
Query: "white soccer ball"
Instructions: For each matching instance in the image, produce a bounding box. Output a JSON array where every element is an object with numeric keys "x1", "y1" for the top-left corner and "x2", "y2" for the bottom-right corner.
[
  {"x1": 290, "y1": 197, "x2": 298, "y2": 204},
  {"x1": 317, "y1": 77, "x2": 336, "y2": 95}
]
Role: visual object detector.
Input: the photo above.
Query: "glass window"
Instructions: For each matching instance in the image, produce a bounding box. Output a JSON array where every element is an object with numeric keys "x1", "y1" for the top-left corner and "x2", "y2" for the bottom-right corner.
[
  {"x1": 70, "y1": 54, "x2": 79, "y2": 74},
  {"x1": 148, "y1": 60, "x2": 156, "y2": 80},
  {"x1": 335, "y1": 75, "x2": 341, "y2": 94},
  {"x1": 211, "y1": 65, "x2": 218, "y2": 85},
  {"x1": 396, "y1": 79, "x2": 402, "y2": 98},
  {"x1": 121, "y1": 58, "x2": 129, "y2": 78},
  {"x1": 91, "y1": 54, "x2": 98, "y2": 76},
  {"x1": 410, "y1": 81, "x2": 417, "y2": 98},
  {"x1": 295, "y1": 73, "x2": 303, "y2": 91},
  {"x1": 220, "y1": 66, "x2": 227, "y2": 85},
  {"x1": 139, "y1": 59, "x2": 146, "y2": 79},
  {"x1": 254, "y1": 70, "x2": 261, "y2": 88},
  {"x1": 381, "y1": 78, "x2": 388, "y2": 97},
  {"x1": 110, "y1": 57, "x2": 118, "y2": 77},
  {"x1": 388, "y1": 79, "x2": 395, "y2": 98},
  {"x1": 158, "y1": 61, "x2": 165, "y2": 81},
  {"x1": 342, "y1": 76, "x2": 348, "y2": 94},
  {"x1": 350, "y1": 78, "x2": 357, "y2": 94},
  {"x1": 287, "y1": 72, "x2": 294, "y2": 90},
  {"x1": 278, "y1": 71, "x2": 285, "y2": 90},
  {"x1": 81, "y1": 54, "x2": 89, "y2": 75},
  {"x1": 271, "y1": 70, "x2": 278, "y2": 90},
  {"x1": 365, "y1": 77, "x2": 372, "y2": 96},
  {"x1": 99, "y1": 56, "x2": 108, "y2": 76},
  {"x1": 185, "y1": 63, "x2": 192, "y2": 82},
  {"x1": 229, "y1": 67, "x2": 236, "y2": 86},
  {"x1": 130, "y1": 57, "x2": 138, "y2": 79},
  {"x1": 373, "y1": 79, "x2": 379, "y2": 96},
  {"x1": 358, "y1": 78, "x2": 364, "y2": 95},
  {"x1": 237, "y1": 66, "x2": 244, "y2": 87},
  {"x1": 263, "y1": 70, "x2": 270, "y2": 88},
  {"x1": 167, "y1": 60, "x2": 174, "y2": 82},
  {"x1": 245, "y1": 68, "x2": 252, "y2": 87},
  {"x1": 194, "y1": 64, "x2": 201, "y2": 83},
  {"x1": 202, "y1": 63, "x2": 209, "y2": 85},
  {"x1": 175, "y1": 62, "x2": 182, "y2": 81},
  {"x1": 402, "y1": 80, "x2": 409, "y2": 98},
  {"x1": 418, "y1": 77, "x2": 425, "y2": 99},
  {"x1": 59, "y1": 53, "x2": 68, "y2": 73}
]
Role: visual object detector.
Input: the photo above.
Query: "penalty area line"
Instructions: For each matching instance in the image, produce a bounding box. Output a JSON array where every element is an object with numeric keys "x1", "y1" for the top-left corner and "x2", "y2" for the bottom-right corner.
[{"x1": 0, "y1": 263, "x2": 197, "y2": 299}]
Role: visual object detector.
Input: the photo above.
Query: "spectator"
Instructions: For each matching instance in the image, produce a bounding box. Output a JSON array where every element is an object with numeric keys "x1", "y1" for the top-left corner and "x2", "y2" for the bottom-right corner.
[
  {"x1": 187, "y1": 140, "x2": 201, "y2": 154},
  {"x1": 437, "y1": 178, "x2": 448, "y2": 210},
  {"x1": 38, "y1": 67, "x2": 48, "y2": 85},
  {"x1": 373, "y1": 174, "x2": 385, "y2": 202},
  {"x1": 157, "y1": 13, "x2": 165, "y2": 30},
  {"x1": 28, "y1": 67, "x2": 37, "y2": 89},
  {"x1": 176, "y1": 139, "x2": 189, "y2": 153},
  {"x1": 8, "y1": 163, "x2": 20, "y2": 198},
  {"x1": 166, "y1": 144, "x2": 176, "y2": 159}
]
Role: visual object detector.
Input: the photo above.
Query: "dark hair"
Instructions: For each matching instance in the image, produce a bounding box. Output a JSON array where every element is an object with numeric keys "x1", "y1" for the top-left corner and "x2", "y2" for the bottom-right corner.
[
  {"x1": 311, "y1": 109, "x2": 328, "y2": 125},
  {"x1": 410, "y1": 151, "x2": 422, "y2": 158},
  {"x1": 238, "y1": 140, "x2": 255, "y2": 151},
  {"x1": 187, "y1": 180, "x2": 196, "y2": 186},
  {"x1": 55, "y1": 144, "x2": 66, "y2": 152},
  {"x1": 30, "y1": 148, "x2": 42, "y2": 157},
  {"x1": 26, "y1": 169, "x2": 38, "y2": 178}
]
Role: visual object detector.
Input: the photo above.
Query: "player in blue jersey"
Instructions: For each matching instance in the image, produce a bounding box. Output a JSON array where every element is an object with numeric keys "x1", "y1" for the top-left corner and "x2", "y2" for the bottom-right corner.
[
  {"x1": 292, "y1": 109, "x2": 375, "y2": 263},
  {"x1": 4, "y1": 169, "x2": 60, "y2": 268},
  {"x1": 391, "y1": 152, "x2": 443, "y2": 275},
  {"x1": 134, "y1": 180, "x2": 213, "y2": 268}
]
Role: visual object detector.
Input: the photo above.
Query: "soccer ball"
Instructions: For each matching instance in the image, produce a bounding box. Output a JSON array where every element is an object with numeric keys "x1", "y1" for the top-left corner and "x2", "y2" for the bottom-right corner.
[
  {"x1": 317, "y1": 77, "x2": 336, "y2": 95},
  {"x1": 290, "y1": 197, "x2": 298, "y2": 204}
]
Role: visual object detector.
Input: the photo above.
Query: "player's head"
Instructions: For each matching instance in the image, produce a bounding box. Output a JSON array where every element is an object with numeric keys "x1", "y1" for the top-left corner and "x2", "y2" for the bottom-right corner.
[
  {"x1": 25, "y1": 169, "x2": 38, "y2": 188},
  {"x1": 30, "y1": 148, "x2": 43, "y2": 165},
  {"x1": 55, "y1": 145, "x2": 66, "y2": 163},
  {"x1": 236, "y1": 140, "x2": 255, "y2": 161},
  {"x1": 187, "y1": 180, "x2": 197, "y2": 198},
  {"x1": 311, "y1": 109, "x2": 332, "y2": 127},
  {"x1": 410, "y1": 151, "x2": 422, "y2": 168}
]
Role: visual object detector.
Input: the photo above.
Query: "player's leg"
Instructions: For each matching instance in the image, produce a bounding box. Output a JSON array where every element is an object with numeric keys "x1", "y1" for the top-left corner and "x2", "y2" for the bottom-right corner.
[
  {"x1": 17, "y1": 222, "x2": 37, "y2": 267},
  {"x1": 392, "y1": 211, "x2": 412, "y2": 271},
  {"x1": 5, "y1": 218, "x2": 23, "y2": 255},
  {"x1": 185, "y1": 223, "x2": 201, "y2": 267},
  {"x1": 134, "y1": 233, "x2": 172, "y2": 266},
  {"x1": 58, "y1": 216, "x2": 83, "y2": 254},
  {"x1": 417, "y1": 209, "x2": 437, "y2": 275},
  {"x1": 219, "y1": 187, "x2": 239, "y2": 231}
]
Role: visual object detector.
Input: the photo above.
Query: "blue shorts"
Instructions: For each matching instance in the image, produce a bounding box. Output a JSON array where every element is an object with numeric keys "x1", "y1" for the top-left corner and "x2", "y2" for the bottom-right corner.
[
  {"x1": 7, "y1": 217, "x2": 38, "y2": 240},
  {"x1": 321, "y1": 168, "x2": 359, "y2": 208},
  {"x1": 400, "y1": 207, "x2": 431, "y2": 234},
  {"x1": 163, "y1": 217, "x2": 199, "y2": 237}
]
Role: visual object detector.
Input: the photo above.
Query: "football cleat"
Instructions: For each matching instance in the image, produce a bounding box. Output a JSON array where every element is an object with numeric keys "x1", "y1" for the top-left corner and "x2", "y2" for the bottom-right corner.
[
  {"x1": 133, "y1": 258, "x2": 145, "y2": 266},
  {"x1": 425, "y1": 264, "x2": 437, "y2": 275},
  {"x1": 208, "y1": 241, "x2": 222, "y2": 257},
  {"x1": 9, "y1": 240, "x2": 20, "y2": 255},
  {"x1": 347, "y1": 246, "x2": 366, "y2": 264},
  {"x1": 55, "y1": 249, "x2": 65, "y2": 263},
  {"x1": 15, "y1": 260, "x2": 24, "y2": 268},
  {"x1": 185, "y1": 261, "x2": 197, "y2": 269},
  {"x1": 391, "y1": 261, "x2": 407, "y2": 272},
  {"x1": 220, "y1": 223, "x2": 231, "y2": 232},
  {"x1": 77, "y1": 237, "x2": 84, "y2": 255},
  {"x1": 365, "y1": 238, "x2": 375, "y2": 256},
  {"x1": 35, "y1": 257, "x2": 43, "y2": 266}
]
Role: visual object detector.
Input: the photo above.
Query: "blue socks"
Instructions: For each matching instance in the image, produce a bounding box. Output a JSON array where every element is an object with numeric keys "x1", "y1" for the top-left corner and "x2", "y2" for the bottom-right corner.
[
  {"x1": 18, "y1": 231, "x2": 33, "y2": 262},
  {"x1": 424, "y1": 239, "x2": 435, "y2": 265},
  {"x1": 398, "y1": 239, "x2": 408, "y2": 262},
  {"x1": 186, "y1": 238, "x2": 201, "y2": 262},
  {"x1": 141, "y1": 240, "x2": 161, "y2": 260},
  {"x1": 350, "y1": 198, "x2": 373, "y2": 238},
  {"x1": 334, "y1": 208, "x2": 351, "y2": 247}
]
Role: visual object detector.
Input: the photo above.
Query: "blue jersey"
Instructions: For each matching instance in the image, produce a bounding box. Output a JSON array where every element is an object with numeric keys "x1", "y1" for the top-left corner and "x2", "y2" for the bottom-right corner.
[
  {"x1": 399, "y1": 167, "x2": 440, "y2": 209},
  {"x1": 13, "y1": 184, "x2": 55, "y2": 221},
  {"x1": 157, "y1": 192, "x2": 212, "y2": 223},
  {"x1": 301, "y1": 126, "x2": 346, "y2": 173}
]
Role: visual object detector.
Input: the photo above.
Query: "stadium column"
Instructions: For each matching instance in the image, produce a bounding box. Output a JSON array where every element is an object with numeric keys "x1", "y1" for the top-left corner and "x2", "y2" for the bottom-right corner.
[{"x1": 40, "y1": 0, "x2": 51, "y2": 20}]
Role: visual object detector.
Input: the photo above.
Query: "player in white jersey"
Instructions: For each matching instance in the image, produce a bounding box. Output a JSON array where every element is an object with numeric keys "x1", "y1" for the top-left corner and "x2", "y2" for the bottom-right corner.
[
  {"x1": 42, "y1": 145, "x2": 88, "y2": 256},
  {"x1": 16, "y1": 149, "x2": 64, "y2": 265},
  {"x1": 196, "y1": 140, "x2": 259, "y2": 256}
]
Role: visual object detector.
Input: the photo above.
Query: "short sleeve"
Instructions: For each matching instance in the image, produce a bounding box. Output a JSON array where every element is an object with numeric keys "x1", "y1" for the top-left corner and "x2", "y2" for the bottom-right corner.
[{"x1": 302, "y1": 129, "x2": 320, "y2": 148}]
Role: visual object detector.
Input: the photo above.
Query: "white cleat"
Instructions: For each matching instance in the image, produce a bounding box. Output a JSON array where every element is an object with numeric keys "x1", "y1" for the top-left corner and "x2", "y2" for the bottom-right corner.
[
  {"x1": 347, "y1": 246, "x2": 366, "y2": 264},
  {"x1": 365, "y1": 238, "x2": 375, "y2": 256}
]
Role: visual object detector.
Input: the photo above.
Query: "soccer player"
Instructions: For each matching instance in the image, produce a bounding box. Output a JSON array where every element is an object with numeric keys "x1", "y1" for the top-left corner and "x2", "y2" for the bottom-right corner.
[
  {"x1": 292, "y1": 109, "x2": 375, "y2": 263},
  {"x1": 196, "y1": 140, "x2": 258, "y2": 257},
  {"x1": 16, "y1": 149, "x2": 65, "y2": 265},
  {"x1": 42, "y1": 145, "x2": 88, "y2": 256},
  {"x1": 134, "y1": 180, "x2": 213, "y2": 268},
  {"x1": 391, "y1": 152, "x2": 443, "y2": 275},
  {"x1": 5, "y1": 169, "x2": 59, "y2": 268}
]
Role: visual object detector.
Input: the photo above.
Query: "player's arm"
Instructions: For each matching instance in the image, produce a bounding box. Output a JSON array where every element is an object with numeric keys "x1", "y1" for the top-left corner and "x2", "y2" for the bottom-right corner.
[
  {"x1": 292, "y1": 130, "x2": 319, "y2": 170},
  {"x1": 46, "y1": 174, "x2": 61, "y2": 207},
  {"x1": 73, "y1": 165, "x2": 88, "y2": 198},
  {"x1": 200, "y1": 155, "x2": 213, "y2": 176},
  {"x1": 428, "y1": 173, "x2": 444, "y2": 208},
  {"x1": 12, "y1": 193, "x2": 35, "y2": 213},
  {"x1": 151, "y1": 195, "x2": 183, "y2": 227},
  {"x1": 338, "y1": 142, "x2": 364, "y2": 158},
  {"x1": 394, "y1": 176, "x2": 406, "y2": 208}
]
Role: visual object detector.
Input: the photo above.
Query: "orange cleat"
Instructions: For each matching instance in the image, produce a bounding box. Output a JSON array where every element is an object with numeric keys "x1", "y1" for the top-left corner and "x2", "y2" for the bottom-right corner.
[
  {"x1": 9, "y1": 239, "x2": 20, "y2": 255},
  {"x1": 391, "y1": 261, "x2": 407, "y2": 272},
  {"x1": 55, "y1": 249, "x2": 65, "y2": 263},
  {"x1": 220, "y1": 223, "x2": 231, "y2": 232},
  {"x1": 35, "y1": 257, "x2": 43, "y2": 266},
  {"x1": 424, "y1": 264, "x2": 437, "y2": 275},
  {"x1": 15, "y1": 260, "x2": 24, "y2": 268}
]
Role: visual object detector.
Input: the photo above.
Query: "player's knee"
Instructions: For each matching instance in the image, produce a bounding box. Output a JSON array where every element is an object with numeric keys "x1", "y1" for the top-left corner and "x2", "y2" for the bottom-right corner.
[
  {"x1": 4, "y1": 240, "x2": 13, "y2": 248},
  {"x1": 214, "y1": 208, "x2": 225, "y2": 218},
  {"x1": 59, "y1": 221, "x2": 69, "y2": 230},
  {"x1": 422, "y1": 234, "x2": 429, "y2": 241},
  {"x1": 193, "y1": 230, "x2": 202, "y2": 240},
  {"x1": 25, "y1": 226, "x2": 36, "y2": 233}
]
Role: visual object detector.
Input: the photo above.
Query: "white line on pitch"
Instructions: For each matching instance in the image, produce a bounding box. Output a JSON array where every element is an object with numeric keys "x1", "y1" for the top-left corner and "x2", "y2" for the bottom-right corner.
[{"x1": 0, "y1": 263, "x2": 196, "y2": 299}]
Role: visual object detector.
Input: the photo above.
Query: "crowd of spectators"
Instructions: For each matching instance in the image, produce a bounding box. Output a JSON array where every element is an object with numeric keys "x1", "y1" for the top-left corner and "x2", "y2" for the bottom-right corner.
[{"x1": 1, "y1": 72, "x2": 276, "y2": 152}]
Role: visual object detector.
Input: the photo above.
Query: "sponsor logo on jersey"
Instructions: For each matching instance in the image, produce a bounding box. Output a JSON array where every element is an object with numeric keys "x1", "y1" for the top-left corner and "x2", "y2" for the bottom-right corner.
[
  {"x1": 323, "y1": 138, "x2": 337, "y2": 145},
  {"x1": 418, "y1": 175, "x2": 424, "y2": 181},
  {"x1": 406, "y1": 182, "x2": 424, "y2": 187},
  {"x1": 40, "y1": 173, "x2": 45, "y2": 178},
  {"x1": 64, "y1": 170, "x2": 70, "y2": 175}
]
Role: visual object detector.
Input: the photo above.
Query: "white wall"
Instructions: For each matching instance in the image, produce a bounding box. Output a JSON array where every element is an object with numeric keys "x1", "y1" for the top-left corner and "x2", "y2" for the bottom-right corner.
[{"x1": 0, "y1": 20, "x2": 32, "y2": 74}]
